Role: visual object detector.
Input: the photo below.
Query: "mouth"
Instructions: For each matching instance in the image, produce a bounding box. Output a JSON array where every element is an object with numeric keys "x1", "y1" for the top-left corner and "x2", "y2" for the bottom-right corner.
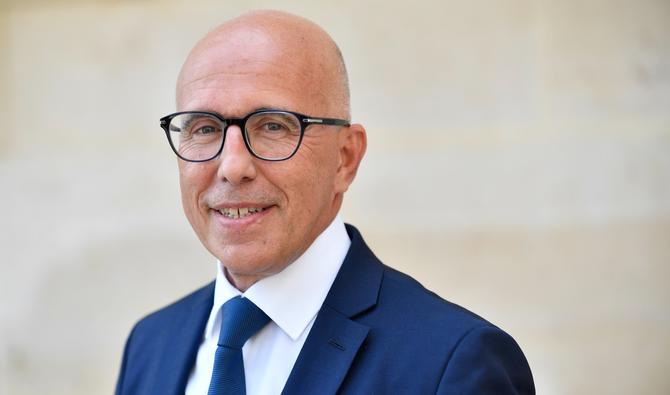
[{"x1": 217, "y1": 206, "x2": 266, "y2": 219}]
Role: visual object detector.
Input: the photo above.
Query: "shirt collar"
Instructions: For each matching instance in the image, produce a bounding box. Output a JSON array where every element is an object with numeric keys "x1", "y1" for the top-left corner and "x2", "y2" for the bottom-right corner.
[{"x1": 205, "y1": 215, "x2": 351, "y2": 341}]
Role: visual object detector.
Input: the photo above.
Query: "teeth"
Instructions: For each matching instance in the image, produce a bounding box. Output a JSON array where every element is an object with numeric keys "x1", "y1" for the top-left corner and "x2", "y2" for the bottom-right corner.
[{"x1": 219, "y1": 207, "x2": 264, "y2": 219}]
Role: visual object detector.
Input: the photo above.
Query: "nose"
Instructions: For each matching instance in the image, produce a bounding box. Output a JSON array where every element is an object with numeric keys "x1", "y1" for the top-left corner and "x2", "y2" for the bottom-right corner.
[{"x1": 215, "y1": 125, "x2": 257, "y2": 185}]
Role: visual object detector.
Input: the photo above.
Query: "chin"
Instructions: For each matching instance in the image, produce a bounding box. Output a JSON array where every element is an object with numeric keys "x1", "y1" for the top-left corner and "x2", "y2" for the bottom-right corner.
[{"x1": 213, "y1": 246, "x2": 278, "y2": 275}]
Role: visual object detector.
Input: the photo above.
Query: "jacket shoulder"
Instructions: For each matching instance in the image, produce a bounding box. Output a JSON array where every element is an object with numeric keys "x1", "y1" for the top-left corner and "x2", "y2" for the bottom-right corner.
[
  {"x1": 342, "y1": 259, "x2": 534, "y2": 394},
  {"x1": 115, "y1": 282, "x2": 214, "y2": 395},
  {"x1": 378, "y1": 264, "x2": 490, "y2": 331},
  {"x1": 131, "y1": 281, "x2": 214, "y2": 335}
]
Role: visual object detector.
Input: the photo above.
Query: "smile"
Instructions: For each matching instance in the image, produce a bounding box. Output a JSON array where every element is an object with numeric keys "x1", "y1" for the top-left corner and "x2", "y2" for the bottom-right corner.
[{"x1": 219, "y1": 207, "x2": 265, "y2": 219}]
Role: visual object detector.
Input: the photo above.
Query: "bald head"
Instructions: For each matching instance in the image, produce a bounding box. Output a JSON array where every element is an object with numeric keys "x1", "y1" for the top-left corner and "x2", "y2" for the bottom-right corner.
[{"x1": 177, "y1": 10, "x2": 350, "y2": 119}]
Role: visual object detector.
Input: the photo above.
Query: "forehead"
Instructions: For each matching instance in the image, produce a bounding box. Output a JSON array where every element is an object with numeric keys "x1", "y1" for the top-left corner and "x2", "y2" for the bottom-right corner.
[{"x1": 177, "y1": 28, "x2": 326, "y2": 116}]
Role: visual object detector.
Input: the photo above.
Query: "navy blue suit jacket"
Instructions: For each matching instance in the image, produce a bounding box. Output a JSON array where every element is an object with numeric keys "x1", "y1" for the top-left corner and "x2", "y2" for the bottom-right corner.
[{"x1": 116, "y1": 225, "x2": 535, "y2": 394}]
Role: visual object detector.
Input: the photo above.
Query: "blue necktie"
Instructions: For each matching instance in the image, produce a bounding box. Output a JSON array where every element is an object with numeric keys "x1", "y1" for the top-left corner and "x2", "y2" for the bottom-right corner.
[{"x1": 207, "y1": 296, "x2": 271, "y2": 395}]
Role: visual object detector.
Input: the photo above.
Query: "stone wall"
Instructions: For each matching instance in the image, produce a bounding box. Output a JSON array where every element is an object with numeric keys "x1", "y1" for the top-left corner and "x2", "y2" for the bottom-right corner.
[{"x1": 1, "y1": 1, "x2": 669, "y2": 394}]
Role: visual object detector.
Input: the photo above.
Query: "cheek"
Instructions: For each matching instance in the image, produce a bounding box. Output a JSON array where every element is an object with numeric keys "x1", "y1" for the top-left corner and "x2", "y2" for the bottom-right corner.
[
  {"x1": 283, "y1": 147, "x2": 339, "y2": 210},
  {"x1": 178, "y1": 163, "x2": 211, "y2": 216}
]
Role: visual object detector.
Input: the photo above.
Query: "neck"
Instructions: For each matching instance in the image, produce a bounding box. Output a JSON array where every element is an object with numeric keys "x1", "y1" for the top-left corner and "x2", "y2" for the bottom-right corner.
[{"x1": 224, "y1": 269, "x2": 261, "y2": 293}]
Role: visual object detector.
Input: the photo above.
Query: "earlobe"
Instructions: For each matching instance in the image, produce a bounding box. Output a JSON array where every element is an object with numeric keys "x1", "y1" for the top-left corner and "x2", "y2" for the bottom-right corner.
[{"x1": 335, "y1": 123, "x2": 367, "y2": 193}]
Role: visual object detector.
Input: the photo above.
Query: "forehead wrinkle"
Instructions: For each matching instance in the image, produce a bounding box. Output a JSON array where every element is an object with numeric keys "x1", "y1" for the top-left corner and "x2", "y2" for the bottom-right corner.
[
  {"x1": 180, "y1": 76, "x2": 297, "y2": 110},
  {"x1": 181, "y1": 87, "x2": 304, "y2": 118},
  {"x1": 178, "y1": 52, "x2": 308, "y2": 106},
  {"x1": 180, "y1": 69, "x2": 320, "y2": 116},
  {"x1": 184, "y1": 58, "x2": 303, "y2": 87}
]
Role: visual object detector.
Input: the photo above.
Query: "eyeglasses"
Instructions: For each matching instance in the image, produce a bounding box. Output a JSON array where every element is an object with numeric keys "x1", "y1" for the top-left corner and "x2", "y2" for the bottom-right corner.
[{"x1": 160, "y1": 109, "x2": 350, "y2": 162}]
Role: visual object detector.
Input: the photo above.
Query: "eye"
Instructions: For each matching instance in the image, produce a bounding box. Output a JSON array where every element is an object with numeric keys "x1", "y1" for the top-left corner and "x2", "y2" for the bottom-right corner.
[
  {"x1": 195, "y1": 125, "x2": 219, "y2": 135},
  {"x1": 246, "y1": 113, "x2": 300, "y2": 139},
  {"x1": 184, "y1": 119, "x2": 222, "y2": 138},
  {"x1": 263, "y1": 121, "x2": 286, "y2": 132}
]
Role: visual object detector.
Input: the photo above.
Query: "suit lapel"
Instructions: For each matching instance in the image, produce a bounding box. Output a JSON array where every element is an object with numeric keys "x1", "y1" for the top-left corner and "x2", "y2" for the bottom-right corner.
[
  {"x1": 281, "y1": 305, "x2": 369, "y2": 394},
  {"x1": 154, "y1": 282, "x2": 214, "y2": 395},
  {"x1": 282, "y1": 225, "x2": 384, "y2": 395}
]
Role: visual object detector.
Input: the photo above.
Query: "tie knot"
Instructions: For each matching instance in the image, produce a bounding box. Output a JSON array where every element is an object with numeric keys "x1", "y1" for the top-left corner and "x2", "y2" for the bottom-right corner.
[{"x1": 217, "y1": 296, "x2": 270, "y2": 349}]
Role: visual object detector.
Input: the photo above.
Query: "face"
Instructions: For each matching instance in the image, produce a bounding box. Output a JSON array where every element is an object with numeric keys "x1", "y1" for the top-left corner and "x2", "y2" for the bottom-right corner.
[{"x1": 175, "y1": 26, "x2": 363, "y2": 290}]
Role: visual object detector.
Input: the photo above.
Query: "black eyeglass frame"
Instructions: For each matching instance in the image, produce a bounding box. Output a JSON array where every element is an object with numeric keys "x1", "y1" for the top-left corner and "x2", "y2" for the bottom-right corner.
[{"x1": 160, "y1": 109, "x2": 350, "y2": 162}]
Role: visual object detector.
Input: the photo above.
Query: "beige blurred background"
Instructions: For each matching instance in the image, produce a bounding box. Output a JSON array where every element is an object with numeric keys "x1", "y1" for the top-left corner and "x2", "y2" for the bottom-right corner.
[{"x1": 1, "y1": 0, "x2": 669, "y2": 394}]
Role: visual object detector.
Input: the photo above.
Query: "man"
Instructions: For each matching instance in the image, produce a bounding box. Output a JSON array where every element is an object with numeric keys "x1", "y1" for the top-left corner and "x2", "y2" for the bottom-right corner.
[{"x1": 115, "y1": 10, "x2": 535, "y2": 395}]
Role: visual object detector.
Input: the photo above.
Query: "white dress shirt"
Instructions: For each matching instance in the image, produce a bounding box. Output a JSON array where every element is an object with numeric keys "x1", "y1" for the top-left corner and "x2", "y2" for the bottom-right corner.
[{"x1": 185, "y1": 216, "x2": 351, "y2": 395}]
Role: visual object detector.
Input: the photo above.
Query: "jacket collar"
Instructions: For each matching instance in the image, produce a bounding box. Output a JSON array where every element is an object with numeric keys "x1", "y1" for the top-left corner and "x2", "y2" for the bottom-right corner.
[{"x1": 324, "y1": 224, "x2": 384, "y2": 317}]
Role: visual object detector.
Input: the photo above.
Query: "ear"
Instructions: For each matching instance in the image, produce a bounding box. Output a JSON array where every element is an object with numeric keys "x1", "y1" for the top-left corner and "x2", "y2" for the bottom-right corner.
[{"x1": 334, "y1": 123, "x2": 367, "y2": 194}]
